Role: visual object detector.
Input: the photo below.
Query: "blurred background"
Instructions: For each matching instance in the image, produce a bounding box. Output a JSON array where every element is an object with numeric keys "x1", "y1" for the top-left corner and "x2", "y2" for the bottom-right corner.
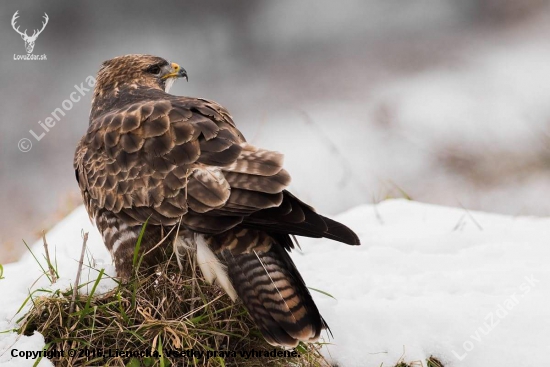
[{"x1": 1, "y1": 0, "x2": 550, "y2": 263}]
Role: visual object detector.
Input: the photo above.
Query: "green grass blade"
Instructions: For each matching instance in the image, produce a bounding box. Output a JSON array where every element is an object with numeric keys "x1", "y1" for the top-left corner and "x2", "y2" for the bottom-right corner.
[
  {"x1": 80, "y1": 268, "x2": 105, "y2": 320},
  {"x1": 23, "y1": 240, "x2": 51, "y2": 283},
  {"x1": 158, "y1": 335, "x2": 165, "y2": 367},
  {"x1": 132, "y1": 217, "x2": 150, "y2": 270},
  {"x1": 32, "y1": 342, "x2": 52, "y2": 367},
  {"x1": 308, "y1": 287, "x2": 336, "y2": 300}
]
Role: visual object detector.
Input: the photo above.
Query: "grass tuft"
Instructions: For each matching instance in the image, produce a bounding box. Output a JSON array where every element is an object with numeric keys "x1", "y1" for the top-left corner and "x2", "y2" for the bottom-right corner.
[
  {"x1": 16, "y1": 242, "x2": 328, "y2": 367},
  {"x1": 426, "y1": 356, "x2": 444, "y2": 367}
]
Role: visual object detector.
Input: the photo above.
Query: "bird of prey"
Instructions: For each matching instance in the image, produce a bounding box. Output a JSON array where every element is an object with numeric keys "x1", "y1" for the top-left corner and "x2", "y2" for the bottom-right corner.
[{"x1": 74, "y1": 54, "x2": 360, "y2": 347}]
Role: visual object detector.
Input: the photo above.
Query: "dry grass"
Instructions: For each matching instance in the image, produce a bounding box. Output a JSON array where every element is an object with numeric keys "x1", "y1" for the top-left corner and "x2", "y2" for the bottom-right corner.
[
  {"x1": 392, "y1": 356, "x2": 445, "y2": 367},
  {"x1": 426, "y1": 356, "x2": 444, "y2": 367},
  {"x1": 15, "y1": 234, "x2": 328, "y2": 367}
]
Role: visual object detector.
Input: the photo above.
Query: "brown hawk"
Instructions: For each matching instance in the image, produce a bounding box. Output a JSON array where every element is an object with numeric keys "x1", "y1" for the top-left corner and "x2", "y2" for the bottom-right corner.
[{"x1": 74, "y1": 54, "x2": 360, "y2": 347}]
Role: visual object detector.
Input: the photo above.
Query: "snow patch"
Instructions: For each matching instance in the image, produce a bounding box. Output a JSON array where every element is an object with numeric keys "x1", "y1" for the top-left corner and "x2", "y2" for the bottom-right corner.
[{"x1": 1, "y1": 201, "x2": 549, "y2": 366}]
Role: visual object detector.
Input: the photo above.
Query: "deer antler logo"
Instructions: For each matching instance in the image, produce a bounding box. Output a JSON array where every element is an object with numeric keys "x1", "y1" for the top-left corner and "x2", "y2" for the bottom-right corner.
[{"x1": 11, "y1": 11, "x2": 49, "y2": 54}]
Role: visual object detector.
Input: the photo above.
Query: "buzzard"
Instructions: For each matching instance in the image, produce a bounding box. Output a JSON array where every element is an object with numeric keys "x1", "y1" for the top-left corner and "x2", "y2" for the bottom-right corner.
[{"x1": 74, "y1": 54, "x2": 360, "y2": 347}]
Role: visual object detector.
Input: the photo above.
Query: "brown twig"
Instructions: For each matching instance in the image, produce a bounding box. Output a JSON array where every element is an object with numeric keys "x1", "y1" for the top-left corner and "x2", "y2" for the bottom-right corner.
[{"x1": 69, "y1": 232, "x2": 88, "y2": 315}]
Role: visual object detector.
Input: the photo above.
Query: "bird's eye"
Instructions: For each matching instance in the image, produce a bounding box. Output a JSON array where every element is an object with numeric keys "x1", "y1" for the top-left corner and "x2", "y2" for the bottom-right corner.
[{"x1": 147, "y1": 65, "x2": 161, "y2": 75}]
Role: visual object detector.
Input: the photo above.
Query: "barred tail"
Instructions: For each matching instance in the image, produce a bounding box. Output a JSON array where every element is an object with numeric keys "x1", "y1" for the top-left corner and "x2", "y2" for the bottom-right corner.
[{"x1": 219, "y1": 236, "x2": 327, "y2": 347}]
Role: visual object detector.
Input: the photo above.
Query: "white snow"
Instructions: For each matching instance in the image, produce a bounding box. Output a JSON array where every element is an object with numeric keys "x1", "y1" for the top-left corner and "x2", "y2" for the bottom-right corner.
[
  {"x1": 293, "y1": 200, "x2": 550, "y2": 366},
  {"x1": 1, "y1": 200, "x2": 549, "y2": 366},
  {"x1": 0, "y1": 207, "x2": 114, "y2": 367}
]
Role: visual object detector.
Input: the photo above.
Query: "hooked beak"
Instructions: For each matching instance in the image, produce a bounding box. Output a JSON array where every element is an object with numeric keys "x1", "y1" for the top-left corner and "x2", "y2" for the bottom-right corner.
[{"x1": 162, "y1": 62, "x2": 188, "y2": 81}]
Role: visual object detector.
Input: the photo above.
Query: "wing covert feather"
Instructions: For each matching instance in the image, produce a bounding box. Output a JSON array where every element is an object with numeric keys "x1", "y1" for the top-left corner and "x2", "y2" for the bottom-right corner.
[{"x1": 75, "y1": 96, "x2": 291, "y2": 233}]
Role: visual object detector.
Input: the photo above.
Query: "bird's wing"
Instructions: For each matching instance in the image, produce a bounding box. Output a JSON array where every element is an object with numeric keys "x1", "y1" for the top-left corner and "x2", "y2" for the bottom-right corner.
[
  {"x1": 75, "y1": 97, "x2": 284, "y2": 229},
  {"x1": 75, "y1": 96, "x2": 359, "y2": 245}
]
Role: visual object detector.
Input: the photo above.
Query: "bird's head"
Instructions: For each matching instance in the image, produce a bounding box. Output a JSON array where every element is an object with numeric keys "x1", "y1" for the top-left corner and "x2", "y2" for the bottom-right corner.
[{"x1": 94, "y1": 54, "x2": 188, "y2": 97}]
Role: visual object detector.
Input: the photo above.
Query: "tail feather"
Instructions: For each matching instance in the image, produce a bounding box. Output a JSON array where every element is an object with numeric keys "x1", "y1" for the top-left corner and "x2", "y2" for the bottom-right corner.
[{"x1": 219, "y1": 237, "x2": 326, "y2": 347}]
